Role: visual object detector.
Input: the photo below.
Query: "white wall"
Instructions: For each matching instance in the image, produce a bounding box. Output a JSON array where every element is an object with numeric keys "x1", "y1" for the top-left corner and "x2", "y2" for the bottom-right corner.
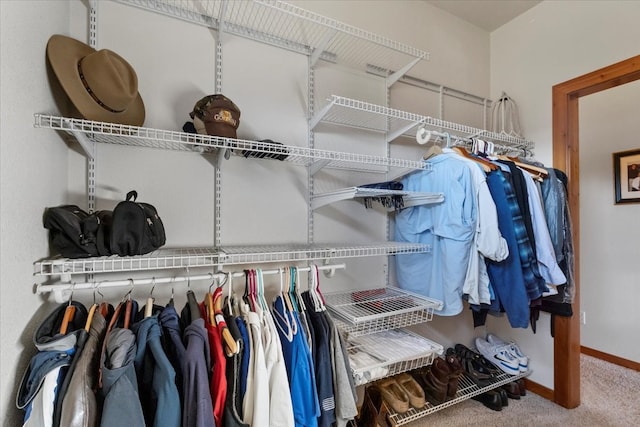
[
  {"x1": 0, "y1": 1, "x2": 491, "y2": 424},
  {"x1": 0, "y1": 2, "x2": 71, "y2": 425},
  {"x1": 579, "y1": 81, "x2": 640, "y2": 363},
  {"x1": 491, "y1": 0, "x2": 640, "y2": 389}
]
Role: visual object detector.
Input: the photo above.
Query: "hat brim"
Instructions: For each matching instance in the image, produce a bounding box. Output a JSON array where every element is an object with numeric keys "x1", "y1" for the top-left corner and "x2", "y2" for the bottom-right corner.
[{"x1": 46, "y1": 35, "x2": 145, "y2": 126}]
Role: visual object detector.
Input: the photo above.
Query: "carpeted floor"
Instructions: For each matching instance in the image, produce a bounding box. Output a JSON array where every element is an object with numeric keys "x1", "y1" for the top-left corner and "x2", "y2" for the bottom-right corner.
[{"x1": 406, "y1": 354, "x2": 640, "y2": 427}]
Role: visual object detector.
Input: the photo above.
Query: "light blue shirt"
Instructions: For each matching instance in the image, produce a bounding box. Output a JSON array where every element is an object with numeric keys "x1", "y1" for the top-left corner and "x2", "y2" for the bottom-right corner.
[{"x1": 394, "y1": 153, "x2": 477, "y2": 315}]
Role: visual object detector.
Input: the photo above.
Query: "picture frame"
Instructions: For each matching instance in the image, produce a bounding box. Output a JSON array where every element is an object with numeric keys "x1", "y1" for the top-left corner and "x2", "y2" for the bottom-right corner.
[{"x1": 613, "y1": 148, "x2": 640, "y2": 204}]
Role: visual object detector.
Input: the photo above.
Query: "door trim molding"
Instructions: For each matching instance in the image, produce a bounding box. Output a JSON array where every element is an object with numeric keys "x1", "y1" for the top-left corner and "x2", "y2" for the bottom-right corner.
[{"x1": 552, "y1": 55, "x2": 640, "y2": 408}]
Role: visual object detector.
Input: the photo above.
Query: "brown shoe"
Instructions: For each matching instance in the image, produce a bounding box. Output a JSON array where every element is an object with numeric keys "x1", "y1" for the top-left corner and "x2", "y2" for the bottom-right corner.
[
  {"x1": 444, "y1": 350, "x2": 464, "y2": 398},
  {"x1": 395, "y1": 373, "x2": 425, "y2": 409},
  {"x1": 356, "y1": 385, "x2": 390, "y2": 427},
  {"x1": 411, "y1": 365, "x2": 449, "y2": 405},
  {"x1": 377, "y1": 378, "x2": 410, "y2": 414}
]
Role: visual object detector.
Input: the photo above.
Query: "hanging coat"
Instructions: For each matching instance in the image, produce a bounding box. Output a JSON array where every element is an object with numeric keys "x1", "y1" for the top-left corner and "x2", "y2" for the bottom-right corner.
[
  {"x1": 133, "y1": 316, "x2": 181, "y2": 427},
  {"x1": 100, "y1": 327, "x2": 145, "y2": 427},
  {"x1": 16, "y1": 301, "x2": 87, "y2": 427},
  {"x1": 59, "y1": 311, "x2": 107, "y2": 427}
]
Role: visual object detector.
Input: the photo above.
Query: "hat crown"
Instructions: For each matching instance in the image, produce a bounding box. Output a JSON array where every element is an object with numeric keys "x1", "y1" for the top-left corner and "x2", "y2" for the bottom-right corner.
[{"x1": 79, "y1": 49, "x2": 138, "y2": 113}]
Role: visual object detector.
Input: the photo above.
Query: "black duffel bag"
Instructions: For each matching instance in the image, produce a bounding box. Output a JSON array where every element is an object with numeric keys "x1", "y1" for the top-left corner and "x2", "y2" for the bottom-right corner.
[
  {"x1": 43, "y1": 205, "x2": 112, "y2": 258},
  {"x1": 110, "y1": 190, "x2": 166, "y2": 256}
]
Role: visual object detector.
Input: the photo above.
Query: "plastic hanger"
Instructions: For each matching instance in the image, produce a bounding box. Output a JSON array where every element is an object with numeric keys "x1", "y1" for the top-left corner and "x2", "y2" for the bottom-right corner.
[
  {"x1": 289, "y1": 266, "x2": 299, "y2": 312},
  {"x1": 59, "y1": 285, "x2": 77, "y2": 335},
  {"x1": 283, "y1": 267, "x2": 295, "y2": 313},
  {"x1": 312, "y1": 265, "x2": 327, "y2": 311},
  {"x1": 205, "y1": 276, "x2": 217, "y2": 326}
]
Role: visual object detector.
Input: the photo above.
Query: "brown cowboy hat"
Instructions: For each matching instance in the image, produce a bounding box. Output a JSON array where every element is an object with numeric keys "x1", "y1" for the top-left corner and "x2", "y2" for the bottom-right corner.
[{"x1": 46, "y1": 34, "x2": 145, "y2": 126}]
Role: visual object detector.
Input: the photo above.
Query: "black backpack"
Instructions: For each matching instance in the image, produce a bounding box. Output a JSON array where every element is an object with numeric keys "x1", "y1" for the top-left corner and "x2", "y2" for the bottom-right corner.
[
  {"x1": 43, "y1": 205, "x2": 111, "y2": 258},
  {"x1": 109, "y1": 190, "x2": 166, "y2": 256}
]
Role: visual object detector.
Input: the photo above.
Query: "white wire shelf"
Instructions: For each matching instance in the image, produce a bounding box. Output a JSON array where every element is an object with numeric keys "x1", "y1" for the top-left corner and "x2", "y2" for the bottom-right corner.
[
  {"x1": 34, "y1": 114, "x2": 428, "y2": 173},
  {"x1": 386, "y1": 368, "x2": 531, "y2": 425},
  {"x1": 116, "y1": 0, "x2": 428, "y2": 74},
  {"x1": 324, "y1": 287, "x2": 443, "y2": 337},
  {"x1": 346, "y1": 329, "x2": 443, "y2": 386},
  {"x1": 33, "y1": 242, "x2": 430, "y2": 277},
  {"x1": 311, "y1": 95, "x2": 535, "y2": 150},
  {"x1": 311, "y1": 187, "x2": 444, "y2": 210}
]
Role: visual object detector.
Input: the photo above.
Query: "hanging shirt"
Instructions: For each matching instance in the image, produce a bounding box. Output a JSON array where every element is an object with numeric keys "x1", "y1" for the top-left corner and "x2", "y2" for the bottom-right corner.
[
  {"x1": 445, "y1": 150, "x2": 509, "y2": 305},
  {"x1": 519, "y1": 169, "x2": 567, "y2": 286},
  {"x1": 200, "y1": 299, "x2": 227, "y2": 427},
  {"x1": 395, "y1": 153, "x2": 477, "y2": 315},
  {"x1": 272, "y1": 296, "x2": 320, "y2": 427},
  {"x1": 485, "y1": 170, "x2": 530, "y2": 328},
  {"x1": 239, "y1": 303, "x2": 269, "y2": 427},
  {"x1": 324, "y1": 315, "x2": 357, "y2": 427},
  {"x1": 261, "y1": 303, "x2": 295, "y2": 427},
  {"x1": 159, "y1": 304, "x2": 186, "y2": 407}
]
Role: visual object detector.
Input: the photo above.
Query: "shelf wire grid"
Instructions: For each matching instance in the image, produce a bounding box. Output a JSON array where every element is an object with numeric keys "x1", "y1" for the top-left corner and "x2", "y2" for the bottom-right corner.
[
  {"x1": 324, "y1": 287, "x2": 443, "y2": 337},
  {"x1": 346, "y1": 329, "x2": 443, "y2": 386},
  {"x1": 34, "y1": 114, "x2": 428, "y2": 173},
  {"x1": 116, "y1": 0, "x2": 428, "y2": 73},
  {"x1": 311, "y1": 187, "x2": 444, "y2": 210},
  {"x1": 316, "y1": 96, "x2": 535, "y2": 150},
  {"x1": 34, "y1": 242, "x2": 430, "y2": 277},
  {"x1": 386, "y1": 369, "x2": 531, "y2": 425}
]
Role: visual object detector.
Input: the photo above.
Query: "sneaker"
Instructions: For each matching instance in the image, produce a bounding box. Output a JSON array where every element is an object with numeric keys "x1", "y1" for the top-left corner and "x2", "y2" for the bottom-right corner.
[
  {"x1": 474, "y1": 337, "x2": 520, "y2": 376},
  {"x1": 486, "y1": 333, "x2": 529, "y2": 373}
]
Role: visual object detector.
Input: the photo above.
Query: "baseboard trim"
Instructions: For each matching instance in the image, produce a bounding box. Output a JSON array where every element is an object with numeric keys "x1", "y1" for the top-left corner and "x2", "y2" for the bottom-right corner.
[
  {"x1": 524, "y1": 379, "x2": 554, "y2": 401},
  {"x1": 581, "y1": 346, "x2": 640, "y2": 371}
]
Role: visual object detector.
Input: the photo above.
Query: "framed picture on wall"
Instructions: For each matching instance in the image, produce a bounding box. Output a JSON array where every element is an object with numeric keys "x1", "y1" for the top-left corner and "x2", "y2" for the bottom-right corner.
[{"x1": 613, "y1": 148, "x2": 640, "y2": 204}]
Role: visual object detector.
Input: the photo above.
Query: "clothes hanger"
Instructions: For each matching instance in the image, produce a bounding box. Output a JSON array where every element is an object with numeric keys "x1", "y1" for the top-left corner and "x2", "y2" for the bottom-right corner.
[
  {"x1": 212, "y1": 274, "x2": 238, "y2": 356},
  {"x1": 205, "y1": 276, "x2": 217, "y2": 326},
  {"x1": 453, "y1": 140, "x2": 495, "y2": 173},
  {"x1": 144, "y1": 278, "x2": 156, "y2": 318},
  {"x1": 123, "y1": 279, "x2": 134, "y2": 329},
  {"x1": 59, "y1": 285, "x2": 77, "y2": 335},
  {"x1": 84, "y1": 282, "x2": 103, "y2": 332},
  {"x1": 281, "y1": 267, "x2": 294, "y2": 313},
  {"x1": 312, "y1": 265, "x2": 327, "y2": 311},
  {"x1": 185, "y1": 269, "x2": 201, "y2": 321},
  {"x1": 289, "y1": 266, "x2": 299, "y2": 312}
]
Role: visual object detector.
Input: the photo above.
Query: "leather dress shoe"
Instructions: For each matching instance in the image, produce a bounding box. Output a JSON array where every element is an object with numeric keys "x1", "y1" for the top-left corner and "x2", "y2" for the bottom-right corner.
[
  {"x1": 501, "y1": 381, "x2": 521, "y2": 399},
  {"x1": 516, "y1": 378, "x2": 527, "y2": 396},
  {"x1": 471, "y1": 390, "x2": 503, "y2": 411},
  {"x1": 497, "y1": 388, "x2": 509, "y2": 407}
]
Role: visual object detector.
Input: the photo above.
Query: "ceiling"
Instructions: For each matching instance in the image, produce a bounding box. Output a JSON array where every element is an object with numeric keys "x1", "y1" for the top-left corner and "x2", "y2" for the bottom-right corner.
[{"x1": 425, "y1": 0, "x2": 542, "y2": 32}]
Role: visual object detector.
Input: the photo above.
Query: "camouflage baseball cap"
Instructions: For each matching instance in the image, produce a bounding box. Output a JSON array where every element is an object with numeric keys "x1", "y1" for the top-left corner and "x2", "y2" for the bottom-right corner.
[{"x1": 190, "y1": 94, "x2": 240, "y2": 139}]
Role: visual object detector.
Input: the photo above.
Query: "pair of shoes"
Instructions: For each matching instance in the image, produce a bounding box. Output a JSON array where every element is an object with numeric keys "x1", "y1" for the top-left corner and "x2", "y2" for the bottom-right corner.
[
  {"x1": 377, "y1": 378, "x2": 410, "y2": 414},
  {"x1": 444, "y1": 348, "x2": 464, "y2": 398},
  {"x1": 356, "y1": 385, "x2": 389, "y2": 427},
  {"x1": 487, "y1": 333, "x2": 529, "y2": 373},
  {"x1": 516, "y1": 378, "x2": 527, "y2": 396},
  {"x1": 454, "y1": 344, "x2": 495, "y2": 387},
  {"x1": 410, "y1": 358, "x2": 451, "y2": 405},
  {"x1": 501, "y1": 381, "x2": 521, "y2": 400},
  {"x1": 475, "y1": 337, "x2": 521, "y2": 375},
  {"x1": 471, "y1": 389, "x2": 503, "y2": 411},
  {"x1": 395, "y1": 373, "x2": 426, "y2": 409}
]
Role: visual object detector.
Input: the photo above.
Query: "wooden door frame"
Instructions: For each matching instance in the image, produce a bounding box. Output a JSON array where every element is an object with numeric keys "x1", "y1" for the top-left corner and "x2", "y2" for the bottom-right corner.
[{"x1": 552, "y1": 55, "x2": 640, "y2": 408}]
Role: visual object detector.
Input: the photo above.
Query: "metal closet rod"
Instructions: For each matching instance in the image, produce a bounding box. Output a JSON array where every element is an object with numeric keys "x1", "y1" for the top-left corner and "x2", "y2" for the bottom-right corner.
[
  {"x1": 420, "y1": 128, "x2": 530, "y2": 155},
  {"x1": 36, "y1": 263, "x2": 346, "y2": 296}
]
